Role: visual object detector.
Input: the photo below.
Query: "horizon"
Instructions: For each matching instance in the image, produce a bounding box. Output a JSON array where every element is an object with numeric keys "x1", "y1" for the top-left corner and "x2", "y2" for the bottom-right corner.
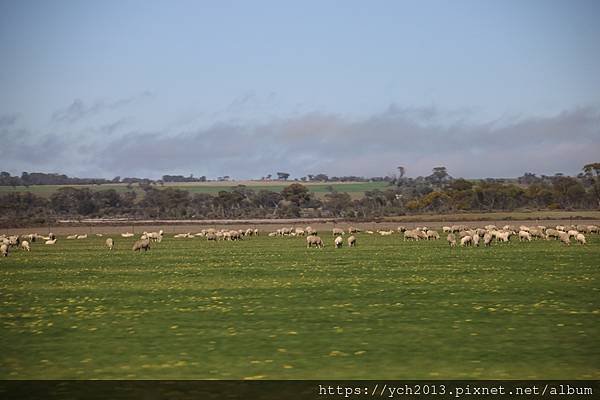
[{"x1": 1, "y1": 1, "x2": 599, "y2": 179}]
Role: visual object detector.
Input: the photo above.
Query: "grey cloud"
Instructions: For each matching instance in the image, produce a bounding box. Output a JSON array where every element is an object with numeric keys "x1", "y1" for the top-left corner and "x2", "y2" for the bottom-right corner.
[
  {"x1": 3, "y1": 105, "x2": 598, "y2": 179},
  {"x1": 86, "y1": 106, "x2": 600, "y2": 179},
  {"x1": 0, "y1": 112, "x2": 20, "y2": 127},
  {"x1": 51, "y1": 92, "x2": 153, "y2": 124}
]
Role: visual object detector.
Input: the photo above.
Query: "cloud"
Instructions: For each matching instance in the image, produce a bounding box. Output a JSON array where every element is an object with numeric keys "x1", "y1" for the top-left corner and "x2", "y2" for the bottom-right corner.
[
  {"x1": 2, "y1": 105, "x2": 598, "y2": 179},
  {"x1": 0, "y1": 112, "x2": 20, "y2": 127},
  {"x1": 51, "y1": 92, "x2": 153, "y2": 124}
]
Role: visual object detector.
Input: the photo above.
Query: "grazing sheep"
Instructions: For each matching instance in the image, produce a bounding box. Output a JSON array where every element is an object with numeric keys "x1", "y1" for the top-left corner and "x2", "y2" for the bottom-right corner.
[
  {"x1": 45, "y1": 239, "x2": 57, "y2": 245},
  {"x1": 460, "y1": 235, "x2": 472, "y2": 247},
  {"x1": 348, "y1": 227, "x2": 360, "y2": 234},
  {"x1": 76, "y1": 234, "x2": 88, "y2": 239},
  {"x1": 567, "y1": 230, "x2": 579, "y2": 238},
  {"x1": 48, "y1": 233, "x2": 56, "y2": 240},
  {"x1": 21, "y1": 241, "x2": 30, "y2": 251},
  {"x1": 483, "y1": 233, "x2": 493, "y2": 246},
  {"x1": 472, "y1": 234, "x2": 480, "y2": 247},
  {"x1": 426, "y1": 230, "x2": 440, "y2": 240},
  {"x1": 121, "y1": 232, "x2": 134, "y2": 238},
  {"x1": 332, "y1": 228, "x2": 345, "y2": 236},
  {"x1": 558, "y1": 232, "x2": 570, "y2": 246},
  {"x1": 95, "y1": 233, "x2": 104, "y2": 237},
  {"x1": 545, "y1": 229, "x2": 560, "y2": 240},
  {"x1": 347, "y1": 235, "x2": 356, "y2": 247},
  {"x1": 587, "y1": 225, "x2": 599, "y2": 234},
  {"x1": 206, "y1": 233, "x2": 218, "y2": 241},
  {"x1": 575, "y1": 233, "x2": 586, "y2": 245},
  {"x1": 268, "y1": 232, "x2": 277, "y2": 237},
  {"x1": 397, "y1": 226, "x2": 407, "y2": 233},
  {"x1": 105, "y1": 238, "x2": 114, "y2": 251},
  {"x1": 334, "y1": 236, "x2": 343, "y2": 248},
  {"x1": 1, "y1": 244, "x2": 8, "y2": 257},
  {"x1": 404, "y1": 230, "x2": 420, "y2": 241},
  {"x1": 306, "y1": 235, "x2": 324, "y2": 248},
  {"x1": 442, "y1": 226, "x2": 451, "y2": 233},
  {"x1": 365, "y1": 230, "x2": 374, "y2": 234},
  {"x1": 66, "y1": 234, "x2": 78, "y2": 240},
  {"x1": 519, "y1": 231, "x2": 532, "y2": 242},
  {"x1": 132, "y1": 238, "x2": 151, "y2": 252},
  {"x1": 447, "y1": 233, "x2": 456, "y2": 247}
]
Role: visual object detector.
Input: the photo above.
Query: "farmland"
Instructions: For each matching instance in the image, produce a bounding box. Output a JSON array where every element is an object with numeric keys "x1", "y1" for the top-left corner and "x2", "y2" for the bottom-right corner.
[{"x1": 1, "y1": 231, "x2": 599, "y2": 379}]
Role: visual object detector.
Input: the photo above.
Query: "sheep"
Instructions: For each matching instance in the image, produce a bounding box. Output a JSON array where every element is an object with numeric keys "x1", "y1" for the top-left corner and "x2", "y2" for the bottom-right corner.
[
  {"x1": 332, "y1": 228, "x2": 345, "y2": 236},
  {"x1": 442, "y1": 226, "x2": 451, "y2": 233},
  {"x1": 460, "y1": 235, "x2": 472, "y2": 247},
  {"x1": 334, "y1": 236, "x2": 343, "y2": 248},
  {"x1": 66, "y1": 234, "x2": 78, "y2": 239},
  {"x1": 567, "y1": 230, "x2": 579, "y2": 238},
  {"x1": 45, "y1": 239, "x2": 57, "y2": 245},
  {"x1": 306, "y1": 235, "x2": 324, "y2": 248},
  {"x1": 105, "y1": 238, "x2": 114, "y2": 251},
  {"x1": 472, "y1": 234, "x2": 480, "y2": 247},
  {"x1": 587, "y1": 225, "x2": 599, "y2": 234},
  {"x1": 132, "y1": 238, "x2": 151, "y2": 252},
  {"x1": 558, "y1": 231, "x2": 570, "y2": 246},
  {"x1": 76, "y1": 234, "x2": 88, "y2": 239},
  {"x1": 48, "y1": 233, "x2": 56, "y2": 240},
  {"x1": 121, "y1": 232, "x2": 134, "y2": 238},
  {"x1": 268, "y1": 232, "x2": 277, "y2": 237},
  {"x1": 575, "y1": 233, "x2": 586, "y2": 245},
  {"x1": 95, "y1": 233, "x2": 104, "y2": 237},
  {"x1": 1, "y1": 244, "x2": 8, "y2": 257},
  {"x1": 545, "y1": 229, "x2": 560, "y2": 240},
  {"x1": 426, "y1": 230, "x2": 440, "y2": 240},
  {"x1": 397, "y1": 226, "x2": 407, "y2": 233},
  {"x1": 483, "y1": 232, "x2": 493, "y2": 246},
  {"x1": 20, "y1": 241, "x2": 30, "y2": 251},
  {"x1": 447, "y1": 233, "x2": 456, "y2": 247},
  {"x1": 365, "y1": 230, "x2": 374, "y2": 234},
  {"x1": 404, "y1": 230, "x2": 420, "y2": 241},
  {"x1": 519, "y1": 231, "x2": 532, "y2": 242},
  {"x1": 206, "y1": 233, "x2": 218, "y2": 241},
  {"x1": 379, "y1": 230, "x2": 394, "y2": 236},
  {"x1": 8, "y1": 235, "x2": 20, "y2": 247},
  {"x1": 348, "y1": 227, "x2": 360, "y2": 234},
  {"x1": 347, "y1": 235, "x2": 356, "y2": 247}
]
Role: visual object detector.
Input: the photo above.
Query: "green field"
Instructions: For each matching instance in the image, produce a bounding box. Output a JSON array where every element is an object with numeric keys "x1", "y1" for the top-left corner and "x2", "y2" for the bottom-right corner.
[
  {"x1": 0, "y1": 181, "x2": 388, "y2": 199},
  {"x1": 1, "y1": 233, "x2": 599, "y2": 379}
]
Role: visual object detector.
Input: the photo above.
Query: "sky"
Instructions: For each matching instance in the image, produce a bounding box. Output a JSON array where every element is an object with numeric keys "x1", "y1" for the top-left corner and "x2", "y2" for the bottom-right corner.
[{"x1": 1, "y1": 0, "x2": 599, "y2": 180}]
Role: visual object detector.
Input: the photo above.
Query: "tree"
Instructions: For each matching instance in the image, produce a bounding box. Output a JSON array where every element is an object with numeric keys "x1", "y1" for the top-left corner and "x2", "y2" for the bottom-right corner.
[
  {"x1": 276, "y1": 172, "x2": 290, "y2": 180},
  {"x1": 281, "y1": 183, "x2": 310, "y2": 206},
  {"x1": 397, "y1": 166, "x2": 405, "y2": 178}
]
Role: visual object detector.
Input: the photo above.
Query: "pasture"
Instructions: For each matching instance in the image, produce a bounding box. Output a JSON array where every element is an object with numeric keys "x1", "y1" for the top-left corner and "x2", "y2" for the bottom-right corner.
[{"x1": 1, "y1": 232, "x2": 599, "y2": 379}]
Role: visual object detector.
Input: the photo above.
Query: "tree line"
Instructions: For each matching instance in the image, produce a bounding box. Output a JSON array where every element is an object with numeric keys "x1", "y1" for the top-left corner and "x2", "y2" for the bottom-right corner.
[{"x1": 1, "y1": 164, "x2": 598, "y2": 227}]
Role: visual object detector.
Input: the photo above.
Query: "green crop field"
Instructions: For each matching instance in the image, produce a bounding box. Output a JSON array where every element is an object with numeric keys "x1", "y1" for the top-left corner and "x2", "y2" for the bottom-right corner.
[{"x1": 1, "y1": 233, "x2": 598, "y2": 379}]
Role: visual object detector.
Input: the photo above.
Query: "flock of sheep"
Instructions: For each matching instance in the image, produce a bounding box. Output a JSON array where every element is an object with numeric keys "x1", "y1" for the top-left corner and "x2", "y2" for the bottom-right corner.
[{"x1": 1, "y1": 222, "x2": 597, "y2": 257}]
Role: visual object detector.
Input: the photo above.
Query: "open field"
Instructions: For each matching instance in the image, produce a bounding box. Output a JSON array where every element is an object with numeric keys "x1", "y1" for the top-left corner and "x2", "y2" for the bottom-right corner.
[
  {"x1": 0, "y1": 181, "x2": 388, "y2": 199},
  {"x1": 1, "y1": 231, "x2": 598, "y2": 379}
]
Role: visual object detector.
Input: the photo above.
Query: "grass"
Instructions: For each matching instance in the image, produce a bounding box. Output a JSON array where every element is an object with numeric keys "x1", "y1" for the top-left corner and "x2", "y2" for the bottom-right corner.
[
  {"x1": 0, "y1": 181, "x2": 389, "y2": 199},
  {"x1": 1, "y1": 233, "x2": 598, "y2": 379}
]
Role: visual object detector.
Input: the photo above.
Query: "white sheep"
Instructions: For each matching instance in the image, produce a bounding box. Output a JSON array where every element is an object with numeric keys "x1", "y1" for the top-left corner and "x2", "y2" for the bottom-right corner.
[
  {"x1": 106, "y1": 238, "x2": 114, "y2": 251},
  {"x1": 21, "y1": 241, "x2": 31, "y2": 251},
  {"x1": 519, "y1": 231, "x2": 532, "y2": 242},
  {"x1": 472, "y1": 234, "x2": 480, "y2": 247},
  {"x1": 66, "y1": 234, "x2": 77, "y2": 240},
  {"x1": 76, "y1": 234, "x2": 88, "y2": 239},
  {"x1": 306, "y1": 235, "x2": 324, "y2": 248},
  {"x1": 558, "y1": 231, "x2": 570, "y2": 246},
  {"x1": 575, "y1": 233, "x2": 586, "y2": 245},
  {"x1": 460, "y1": 235, "x2": 472, "y2": 247},
  {"x1": 332, "y1": 228, "x2": 345, "y2": 236},
  {"x1": 447, "y1": 233, "x2": 456, "y2": 247},
  {"x1": 1, "y1": 243, "x2": 8, "y2": 257},
  {"x1": 121, "y1": 232, "x2": 134, "y2": 238},
  {"x1": 347, "y1": 235, "x2": 356, "y2": 247},
  {"x1": 334, "y1": 236, "x2": 343, "y2": 248},
  {"x1": 483, "y1": 233, "x2": 493, "y2": 246},
  {"x1": 45, "y1": 239, "x2": 57, "y2": 245}
]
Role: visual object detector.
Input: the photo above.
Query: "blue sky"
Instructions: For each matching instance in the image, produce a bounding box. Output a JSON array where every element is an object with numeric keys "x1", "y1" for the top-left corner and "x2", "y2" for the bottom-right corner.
[{"x1": 1, "y1": 0, "x2": 599, "y2": 179}]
